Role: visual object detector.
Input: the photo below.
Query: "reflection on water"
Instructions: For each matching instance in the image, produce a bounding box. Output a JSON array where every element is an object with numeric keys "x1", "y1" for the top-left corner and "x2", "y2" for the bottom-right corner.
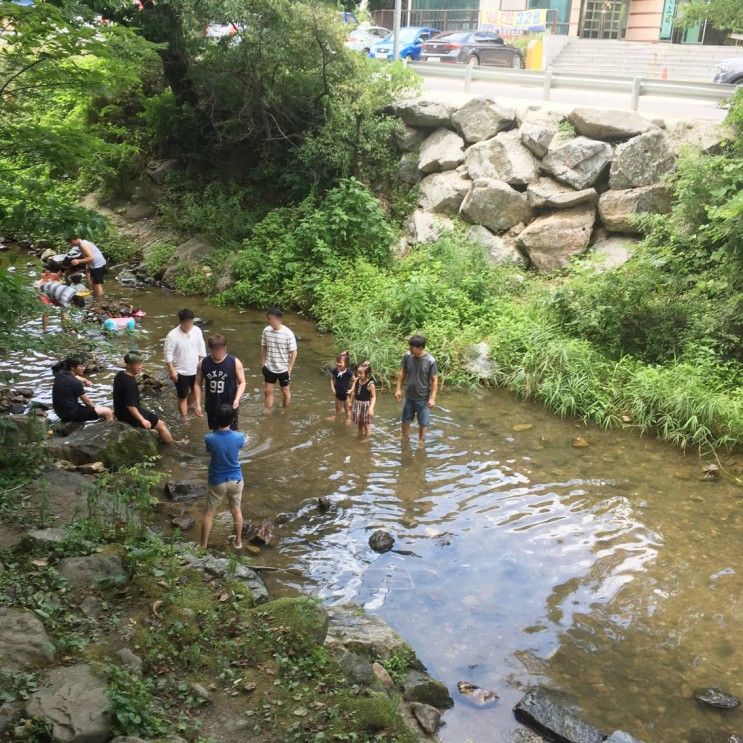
[{"x1": 5, "y1": 259, "x2": 743, "y2": 742}]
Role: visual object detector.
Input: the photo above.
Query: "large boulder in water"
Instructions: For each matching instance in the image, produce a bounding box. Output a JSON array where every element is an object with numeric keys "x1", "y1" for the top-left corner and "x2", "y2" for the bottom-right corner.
[
  {"x1": 609, "y1": 129, "x2": 675, "y2": 190},
  {"x1": 541, "y1": 135, "x2": 613, "y2": 190},
  {"x1": 514, "y1": 688, "x2": 604, "y2": 743},
  {"x1": 598, "y1": 184, "x2": 672, "y2": 233},
  {"x1": 465, "y1": 130, "x2": 539, "y2": 185},
  {"x1": 418, "y1": 170, "x2": 471, "y2": 214},
  {"x1": 517, "y1": 204, "x2": 596, "y2": 271},
  {"x1": 25, "y1": 663, "x2": 113, "y2": 743},
  {"x1": 568, "y1": 108, "x2": 655, "y2": 141},
  {"x1": 459, "y1": 178, "x2": 532, "y2": 233},
  {"x1": 452, "y1": 97, "x2": 515, "y2": 144},
  {"x1": 418, "y1": 128, "x2": 465, "y2": 174},
  {"x1": 44, "y1": 421, "x2": 158, "y2": 469}
]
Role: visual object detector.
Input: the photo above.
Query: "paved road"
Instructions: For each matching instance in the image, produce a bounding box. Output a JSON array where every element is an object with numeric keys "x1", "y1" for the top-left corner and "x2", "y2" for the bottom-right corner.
[{"x1": 419, "y1": 71, "x2": 729, "y2": 122}]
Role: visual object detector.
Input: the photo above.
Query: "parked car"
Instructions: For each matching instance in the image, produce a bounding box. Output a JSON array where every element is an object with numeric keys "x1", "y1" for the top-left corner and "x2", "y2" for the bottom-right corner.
[
  {"x1": 370, "y1": 26, "x2": 440, "y2": 62},
  {"x1": 713, "y1": 58, "x2": 743, "y2": 85},
  {"x1": 420, "y1": 30, "x2": 524, "y2": 69},
  {"x1": 345, "y1": 26, "x2": 391, "y2": 54}
]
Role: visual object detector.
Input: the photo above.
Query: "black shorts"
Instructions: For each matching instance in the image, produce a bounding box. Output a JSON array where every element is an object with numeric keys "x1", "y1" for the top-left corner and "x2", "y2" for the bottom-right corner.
[
  {"x1": 60, "y1": 405, "x2": 99, "y2": 423},
  {"x1": 175, "y1": 374, "x2": 196, "y2": 399},
  {"x1": 207, "y1": 407, "x2": 239, "y2": 431},
  {"x1": 122, "y1": 410, "x2": 159, "y2": 429},
  {"x1": 335, "y1": 392, "x2": 349, "y2": 402},
  {"x1": 90, "y1": 266, "x2": 107, "y2": 285},
  {"x1": 262, "y1": 366, "x2": 290, "y2": 387}
]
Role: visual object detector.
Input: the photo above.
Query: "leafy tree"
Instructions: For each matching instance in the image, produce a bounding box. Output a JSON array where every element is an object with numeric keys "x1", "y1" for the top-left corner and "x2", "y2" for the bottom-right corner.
[{"x1": 678, "y1": 0, "x2": 743, "y2": 34}]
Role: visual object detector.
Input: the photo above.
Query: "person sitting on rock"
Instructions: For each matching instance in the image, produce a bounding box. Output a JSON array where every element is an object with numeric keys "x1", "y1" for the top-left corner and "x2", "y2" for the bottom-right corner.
[
  {"x1": 52, "y1": 354, "x2": 113, "y2": 424},
  {"x1": 200, "y1": 403, "x2": 246, "y2": 550},
  {"x1": 113, "y1": 352, "x2": 181, "y2": 444}
]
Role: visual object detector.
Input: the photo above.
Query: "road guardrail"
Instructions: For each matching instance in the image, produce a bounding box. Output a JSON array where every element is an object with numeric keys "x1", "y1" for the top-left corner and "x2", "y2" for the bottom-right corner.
[{"x1": 407, "y1": 62, "x2": 737, "y2": 111}]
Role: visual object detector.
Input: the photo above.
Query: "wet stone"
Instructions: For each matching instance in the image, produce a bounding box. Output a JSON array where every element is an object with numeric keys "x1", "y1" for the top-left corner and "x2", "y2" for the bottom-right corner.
[
  {"x1": 403, "y1": 670, "x2": 454, "y2": 709},
  {"x1": 165, "y1": 480, "x2": 207, "y2": 503},
  {"x1": 693, "y1": 687, "x2": 741, "y2": 709},
  {"x1": 410, "y1": 701, "x2": 442, "y2": 734},
  {"x1": 605, "y1": 732, "x2": 647, "y2": 743},
  {"x1": 369, "y1": 529, "x2": 395, "y2": 553},
  {"x1": 514, "y1": 688, "x2": 604, "y2": 743}
]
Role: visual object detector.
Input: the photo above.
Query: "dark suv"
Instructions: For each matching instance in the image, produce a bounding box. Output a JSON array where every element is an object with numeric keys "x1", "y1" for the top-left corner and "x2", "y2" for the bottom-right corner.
[{"x1": 420, "y1": 30, "x2": 523, "y2": 69}]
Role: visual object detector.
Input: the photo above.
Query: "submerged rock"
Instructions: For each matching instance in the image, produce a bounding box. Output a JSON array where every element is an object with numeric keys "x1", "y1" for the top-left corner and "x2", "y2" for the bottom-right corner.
[
  {"x1": 514, "y1": 688, "x2": 604, "y2": 743},
  {"x1": 605, "y1": 732, "x2": 647, "y2": 743},
  {"x1": 457, "y1": 680, "x2": 499, "y2": 706},
  {"x1": 693, "y1": 687, "x2": 741, "y2": 710},
  {"x1": 369, "y1": 529, "x2": 395, "y2": 553}
]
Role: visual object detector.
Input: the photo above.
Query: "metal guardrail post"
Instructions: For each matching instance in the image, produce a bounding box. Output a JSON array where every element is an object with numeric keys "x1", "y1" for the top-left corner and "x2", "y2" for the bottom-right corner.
[
  {"x1": 543, "y1": 66, "x2": 553, "y2": 101},
  {"x1": 464, "y1": 63, "x2": 473, "y2": 93},
  {"x1": 631, "y1": 77, "x2": 641, "y2": 111}
]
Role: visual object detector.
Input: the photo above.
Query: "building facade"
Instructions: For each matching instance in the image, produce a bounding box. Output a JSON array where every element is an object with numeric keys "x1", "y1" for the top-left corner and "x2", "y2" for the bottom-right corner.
[{"x1": 403, "y1": 0, "x2": 713, "y2": 43}]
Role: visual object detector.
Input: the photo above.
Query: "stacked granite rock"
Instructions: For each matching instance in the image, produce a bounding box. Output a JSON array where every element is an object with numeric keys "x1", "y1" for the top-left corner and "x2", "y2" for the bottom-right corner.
[{"x1": 392, "y1": 98, "x2": 718, "y2": 272}]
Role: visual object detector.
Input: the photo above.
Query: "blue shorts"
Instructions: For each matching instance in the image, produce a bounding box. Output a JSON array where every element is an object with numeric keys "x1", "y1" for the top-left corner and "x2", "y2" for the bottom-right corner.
[{"x1": 402, "y1": 397, "x2": 430, "y2": 427}]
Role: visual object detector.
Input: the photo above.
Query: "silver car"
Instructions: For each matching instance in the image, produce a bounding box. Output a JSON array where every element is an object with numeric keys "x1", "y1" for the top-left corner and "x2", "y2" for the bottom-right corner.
[
  {"x1": 713, "y1": 58, "x2": 743, "y2": 85},
  {"x1": 345, "y1": 26, "x2": 390, "y2": 55}
]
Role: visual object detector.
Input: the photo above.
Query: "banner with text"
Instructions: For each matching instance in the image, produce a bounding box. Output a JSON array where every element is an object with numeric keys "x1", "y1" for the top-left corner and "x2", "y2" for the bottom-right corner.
[{"x1": 480, "y1": 7, "x2": 549, "y2": 33}]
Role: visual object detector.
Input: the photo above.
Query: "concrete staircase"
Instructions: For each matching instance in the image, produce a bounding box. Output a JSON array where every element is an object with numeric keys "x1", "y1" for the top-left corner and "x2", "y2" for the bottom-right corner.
[{"x1": 549, "y1": 38, "x2": 743, "y2": 82}]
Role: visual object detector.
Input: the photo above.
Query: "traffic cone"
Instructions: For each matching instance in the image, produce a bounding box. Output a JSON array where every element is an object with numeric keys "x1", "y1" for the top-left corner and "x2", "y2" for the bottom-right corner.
[{"x1": 661, "y1": 67, "x2": 668, "y2": 80}]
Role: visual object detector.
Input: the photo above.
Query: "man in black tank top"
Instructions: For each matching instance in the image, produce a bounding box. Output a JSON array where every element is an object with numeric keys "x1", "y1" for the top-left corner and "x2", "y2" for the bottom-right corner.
[{"x1": 194, "y1": 334, "x2": 246, "y2": 430}]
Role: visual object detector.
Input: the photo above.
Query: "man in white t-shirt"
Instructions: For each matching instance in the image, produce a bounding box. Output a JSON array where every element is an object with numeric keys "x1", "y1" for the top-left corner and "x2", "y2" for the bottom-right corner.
[
  {"x1": 261, "y1": 307, "x2": 297, "y2": 411},
  {"x1": 164, "y1": 308, "x2": 207, "y2": 418}
]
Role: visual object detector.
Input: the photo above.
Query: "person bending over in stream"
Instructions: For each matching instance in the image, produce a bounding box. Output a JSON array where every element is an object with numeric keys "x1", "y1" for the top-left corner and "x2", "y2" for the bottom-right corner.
[
  {"x1": 164, "y1": 308, "x2": 206, "y2": 419},
  {"x1": 113, "y1": 352, "x2": 181, "y2": 444},
  {"x1": 200, "y1": 403, "x2": 246, "y2": 550},
  {"x1": 194, "y1": 334, "x2": 246, "y2": 431},
  {"x1": 68, "y1": 235, "x2": 107, "y2": 299},
  {"x1": 395, "y1": 334, "x2": 438, "y2": 443},
  {"x1": 52, "y1": 354, "x2": 113, "y2": 423}
]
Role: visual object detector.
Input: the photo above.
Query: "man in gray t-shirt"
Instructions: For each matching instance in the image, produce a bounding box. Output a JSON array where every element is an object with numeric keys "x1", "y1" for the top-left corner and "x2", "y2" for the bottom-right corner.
[{"x1": 395, "y1": 334, "x2": 439, "y2": 442}]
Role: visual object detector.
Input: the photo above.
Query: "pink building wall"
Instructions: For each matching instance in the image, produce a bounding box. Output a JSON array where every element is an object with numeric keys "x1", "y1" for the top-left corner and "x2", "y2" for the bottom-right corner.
[{"x1": 567, "y1": 0, "x2": 665, "y2": 41}]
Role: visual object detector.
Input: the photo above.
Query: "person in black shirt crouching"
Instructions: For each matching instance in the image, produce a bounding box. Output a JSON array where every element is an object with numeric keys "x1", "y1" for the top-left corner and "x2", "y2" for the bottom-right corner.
[
  {"x1": 52, "y1": 355, "x2": 113, "y2": 423},
  {"x1": 113, "y1": 352, "x2": 182, "y2": 444}
]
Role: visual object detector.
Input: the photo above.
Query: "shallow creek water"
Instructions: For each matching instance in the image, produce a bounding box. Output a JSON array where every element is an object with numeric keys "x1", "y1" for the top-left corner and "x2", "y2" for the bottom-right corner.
[{"x1": 5, "y1": 257, "x2": 743, "y2": 743}]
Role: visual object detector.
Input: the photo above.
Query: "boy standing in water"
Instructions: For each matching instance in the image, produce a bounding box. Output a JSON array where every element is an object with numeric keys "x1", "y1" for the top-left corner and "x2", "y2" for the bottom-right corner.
[
  {"x1": 164, "y1": 309, "x2": 207, "y2": 419},
  {"x1": 194, "y1": 334, "x2": 246, "y2": 430},
  {"x1": 200, "y1": 404, "x2": 246, "y2": 550},
  {"x1": 395, "y1": 335, "x2": 438, "y2": 443},
  {"x1": 261, "y1": 307, "x2": 297, "y2": 412}
]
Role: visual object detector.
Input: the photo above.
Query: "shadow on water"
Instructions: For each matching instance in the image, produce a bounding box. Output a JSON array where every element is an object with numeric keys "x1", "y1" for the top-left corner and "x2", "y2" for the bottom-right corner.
[{"x1": 5, "y1": 257, "x2": 743, "y2": 742}]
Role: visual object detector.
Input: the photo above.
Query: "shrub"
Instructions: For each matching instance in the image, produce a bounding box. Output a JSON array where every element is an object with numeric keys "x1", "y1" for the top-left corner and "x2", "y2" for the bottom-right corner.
[{"x1": 142, "y1": 241, "x2": 177, "y2": 276}]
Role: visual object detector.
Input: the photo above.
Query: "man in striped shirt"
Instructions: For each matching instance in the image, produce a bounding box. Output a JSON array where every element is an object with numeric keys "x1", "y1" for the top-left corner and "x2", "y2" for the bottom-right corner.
[{"x1": 261, "y1": 307, "x2": 297, "y2": 411}]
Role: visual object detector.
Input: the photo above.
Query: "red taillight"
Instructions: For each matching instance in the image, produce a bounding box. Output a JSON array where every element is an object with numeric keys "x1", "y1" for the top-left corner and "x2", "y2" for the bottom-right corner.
[{"x1": 441, "y1": 42, "x2": 462, "y2": 52}]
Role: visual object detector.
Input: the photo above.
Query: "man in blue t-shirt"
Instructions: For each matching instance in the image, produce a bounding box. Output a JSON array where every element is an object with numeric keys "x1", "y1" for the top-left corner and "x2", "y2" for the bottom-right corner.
[{"x1": 200, "y1": 404, "x2": 246, "y2": 550}]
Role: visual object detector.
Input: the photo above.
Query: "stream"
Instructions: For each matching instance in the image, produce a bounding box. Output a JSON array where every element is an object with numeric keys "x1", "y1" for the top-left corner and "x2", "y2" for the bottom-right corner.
[{"x1": 5, "y1": 254, "x2": 743, "y2": 743}]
